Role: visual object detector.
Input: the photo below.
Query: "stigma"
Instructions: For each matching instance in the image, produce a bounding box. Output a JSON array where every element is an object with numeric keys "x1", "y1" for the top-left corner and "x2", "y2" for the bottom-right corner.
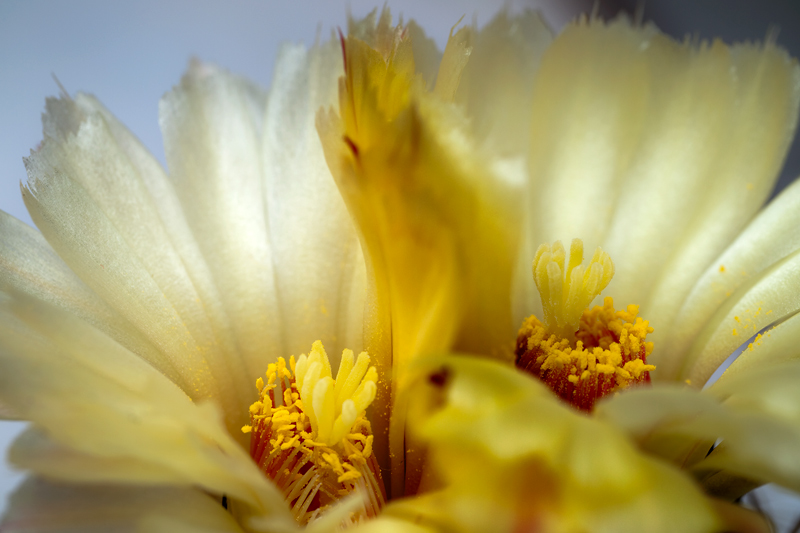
[
  {"x1": 516, "y1": 240, "x2": 655, "y2": 411},
  {"x1": 242, "y1": 341, "x2": 386, "y2": 525}
]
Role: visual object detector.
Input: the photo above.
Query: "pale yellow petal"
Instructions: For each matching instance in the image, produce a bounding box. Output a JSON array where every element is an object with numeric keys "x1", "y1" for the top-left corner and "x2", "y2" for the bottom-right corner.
[
  {"x1": 595, "y1": 386, "x2": 723, "y2": 467},
  {"x1": 1, "y1": 478, "x2": 244, "y2": 533},
  {"x1": 662, "y1": 178, "x2": 800, "y2": 380},
  {"x1": 0, "y1": 291, "x2": 292, "y2": 524},
  {"x1": 263, "y1": 41, "x2": 366, "y2": 363},
  {"x1": 713, "y1": 311, "x2": 800, "y2": 385},
  {"x1": 160, "y1": 61, "x2": 282, "y2": 389},
  {"x1": 513, "y1": 17, "x2": 800, "y2": 340},
  {"x1": 319, "y1": 16, "x2": 521, "y2": 495},
  {"x1": 405, "y1": 20, "x2": 442, "y2": 89},
  {"x1": 0, "y1": 209, "x2": 178, "y2": 396},
  {"x1": 24, "y1": 92, "x2": 251, "y2": 435},
  {"x1": 680, "y1": 251, "x2": 800, "y2": 385},
  {"x1": 9, "y1": 427, "x2": 185, "y2": 485},
  {"x1": 432, "y1": 24, "x2": 472, "y2": 102},
  {"x1": 598, "y1": 374, "x2": 800, "y2": 497},
  {"x1": 455, "y1": 10, "x2": 553, "y2": 158}
]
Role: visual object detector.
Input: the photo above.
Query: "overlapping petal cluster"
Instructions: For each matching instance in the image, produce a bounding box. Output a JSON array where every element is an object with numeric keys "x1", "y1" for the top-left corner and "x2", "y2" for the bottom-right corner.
[{"x1": 1, "y1": 5, "x2": 800, "y2": 533}]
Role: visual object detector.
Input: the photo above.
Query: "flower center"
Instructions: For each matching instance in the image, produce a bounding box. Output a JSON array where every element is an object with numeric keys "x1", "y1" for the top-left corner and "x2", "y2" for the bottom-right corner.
[
  {"x1": 242, "y1": 341, "x2": 386, "y2": 525},
  {"x1": 515, "y1": 240, "x2": 655, "y2": 411}
]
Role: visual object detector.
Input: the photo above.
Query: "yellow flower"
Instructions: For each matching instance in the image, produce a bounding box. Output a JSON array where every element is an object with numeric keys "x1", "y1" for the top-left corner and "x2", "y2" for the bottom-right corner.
[
  {"x1": 0, "y1": 40, "x2": 371, "y2": 531},
  {"x1": 0, "y1": 6, "x2": 797, "y2": 533},
  {"x1": 499, "y1": 6, "x2": 800, "y2": 515},
  {"x1": 316, "y1": 7, "x2": 800, "y2": 533}
]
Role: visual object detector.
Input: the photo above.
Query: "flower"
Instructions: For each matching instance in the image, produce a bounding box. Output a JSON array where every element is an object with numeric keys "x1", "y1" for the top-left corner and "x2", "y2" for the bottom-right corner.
[
  {"x1": 501, "y1": 9, "x2": 800, "y2": 511},
  {"x1": 315, "y1": 9, "x2": 800, "y2": 532},
  {"x1": 0, "y1": 36, "x2": 370, "y2": 531},
  {"x1": 1, "y1": 6, "x2": 799, "y2": 533}
]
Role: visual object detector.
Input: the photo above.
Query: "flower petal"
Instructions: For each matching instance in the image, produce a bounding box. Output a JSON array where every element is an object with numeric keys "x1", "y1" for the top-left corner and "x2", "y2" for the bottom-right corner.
[
  {"x1": 455, "y1": 10, "x2": 553, "y2": 158},
  {"x1": 661, "y1": 178, "x2": 800, "y2": 381},
  {"x1": 597, "y1": 369, "x2": 800, "y2": 499},
  {"x1": 23, "y1": 92, "x2": 252, "y2": 434},
  {"x1": 714, "y1": 311, "x2": 800, "y2": 385},
  {"x1": 681, "y1": 248, "x2": 800, "y2": 386},
  {"x1": 160, "y1": 61, "x2": 282, "y2": 395},
  {"x1": 9, "y1": 426, "x2": 185, "y2": 485},
  {"x1": 0, "y1": 209, "x2": 174, "y2": 399},
  {"x1": 263, "y1": 40, "x2": 366, "y2": 361},
  {"x1": 513, "y1": 17, "x2": 800, "y2": 340},
  {"x1": 0, "y1": 290, "x2": 292, "y2": 524},
  {"x1": 1, "y1": 477, "x2": 244, "y2": 533}
]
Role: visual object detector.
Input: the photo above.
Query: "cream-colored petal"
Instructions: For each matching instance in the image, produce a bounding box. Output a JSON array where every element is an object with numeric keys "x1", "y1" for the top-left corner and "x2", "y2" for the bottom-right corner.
[
  {"x1": 713, "y1": 311, "x2": 800, "y2": 386},
  {"x1": 455, "y1": 10, "x2": 552, "y2": 158},
  {"x1": 263, "y1": 41, "x2": 365, "y2": 363},
  {"x1": 0, "y1": 291, "x2": 292, "y2": 526},
  {"x1": 24, "y1": 93, "x2": 252, "y2": 436},
  {"x1": 70, "y1": 93, "x2": 254, "y2": 402},
  {"x1": 0, "y1": 209, "x2": 177, "y2": 394},
  {"x1": 432, "y1": 24, "x2": 472, "y2": 102},
  {"x1": 10, "y1": 427, "x2": 185, "y2": 485},
  {"x1": 1, "y1": 478, "x2": 243, "y2": 533},
  {"x1": 661, "y1": 178, "x2": 800, "y2": 380},
  {"x1": 680, "y1": 249, "x2": 800, "y2": 386},
  {"x1": 513, "y1": 17, "x2": 800, "y2": 338},
  {"x1": 627, "y1": 39, "x2": 799, "y2": 352},
  {"x1": 160, "y1": 61, "x2": 282, "y2": 386}
]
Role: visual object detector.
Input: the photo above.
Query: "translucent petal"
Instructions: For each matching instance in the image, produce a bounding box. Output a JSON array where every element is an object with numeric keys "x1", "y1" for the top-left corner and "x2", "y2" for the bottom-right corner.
[
  {"x1": 23, "y1": 93, "x2": 250, "y2": 435},
  {"x1": 0, "y1": 209, "x2": 176, "y2": 393},
  {"x1": 0, "y1": 290, "x2": 292, "y2": 523},
  {"x1": 10, "y1": 427, "x2": 185, "y2": 485},
  {"x1": 513, "y1": 17, "x2": 800, "y2": 338},
  {"x1": 160, "y1": 61, "x2": 281, "y2": 392},
  {"x1": 681, "y1": 249, "x2": 800, "y2": 386},
  {"x1": 263, "y1": 41, "x2": 366, "y2": 363},
  {"x1": 455, "y1": 10, "x2": 553, "y2": 158},
  {"x1": 661, "y1": 178, "x2": 800, "y2": 380},
  {"x1": 0, "y1": 477, "x2": 244, "y2": 533},
  {"x1": 713, "y1": 311, "x2": 800, "y2": 386}
]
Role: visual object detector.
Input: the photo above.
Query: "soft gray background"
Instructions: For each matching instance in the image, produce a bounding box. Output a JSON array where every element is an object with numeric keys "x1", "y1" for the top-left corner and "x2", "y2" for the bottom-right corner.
[{"x1": 1, "y1": 0, "x2": 799, "y2": 528}]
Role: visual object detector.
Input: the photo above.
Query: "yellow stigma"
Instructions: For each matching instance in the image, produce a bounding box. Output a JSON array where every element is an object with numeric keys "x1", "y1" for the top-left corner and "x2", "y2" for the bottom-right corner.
[
  {"x1": 518, "y1": 240, "x2": 654, "y2": 411},
  {"x1": 532, "y1": 239, "x2": 615, "y2": 341},
  {"x1": 244, "y1": 341, "x2": 385, "y2": 525}
]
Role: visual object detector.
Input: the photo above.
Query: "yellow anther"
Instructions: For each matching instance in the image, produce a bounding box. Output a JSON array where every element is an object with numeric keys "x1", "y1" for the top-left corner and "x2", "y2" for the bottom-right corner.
[{"x1": 532, "y1": 239, "x2": 614, "y2": 340}]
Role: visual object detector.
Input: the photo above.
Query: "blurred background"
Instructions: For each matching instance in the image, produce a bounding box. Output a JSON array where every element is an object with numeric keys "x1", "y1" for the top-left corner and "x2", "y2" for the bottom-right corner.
[{"x1": 1, "y1": 0, "x2": 799, "y2": 529}]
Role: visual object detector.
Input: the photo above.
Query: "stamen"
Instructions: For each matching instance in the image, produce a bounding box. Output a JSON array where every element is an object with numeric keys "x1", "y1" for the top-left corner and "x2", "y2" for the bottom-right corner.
[
  {"x1": 517, "y1": 240, "x2": 654, "y2": 411},
  {"x1": 243, "y1": 341, "x2": 386, "y2": 525}
]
